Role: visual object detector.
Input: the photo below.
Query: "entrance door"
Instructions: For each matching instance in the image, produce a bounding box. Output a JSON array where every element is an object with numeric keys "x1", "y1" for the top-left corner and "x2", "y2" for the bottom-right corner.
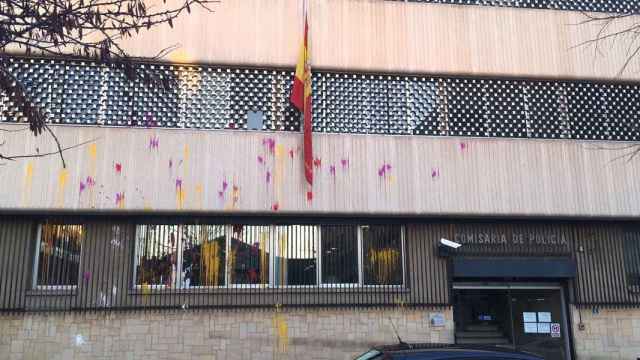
[
  {"x1": 453, "y1": 285, "x2": 571, "y2": 360},
  {"x1": 511, "y1": 289, "x2": 568, "y2": 360}
]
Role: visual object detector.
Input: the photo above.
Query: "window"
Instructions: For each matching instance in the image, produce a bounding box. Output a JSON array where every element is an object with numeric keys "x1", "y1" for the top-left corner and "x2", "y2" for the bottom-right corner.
[
  {"x1": 134, "y1": 224, "x2": 226, "y2": 288},
  {"x1": 362, "y1": 226, "x2": 404, "y2": 286},
  {"x1": 320, "y1": 226, "x2": 358, "y2": 285},
  {"x1": 33, "y1": 224, "x2": 84, "y2": 289},
  {"x1": 133, "y1": 224, "x2": 404, "y2": 289},
  {"x1": 623, "y1": 231, "x2": 640, "y2": 288}
]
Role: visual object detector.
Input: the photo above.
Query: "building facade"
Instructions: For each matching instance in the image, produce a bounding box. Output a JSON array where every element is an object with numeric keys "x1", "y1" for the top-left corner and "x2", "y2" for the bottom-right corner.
[{"x1": 2, "y1": 0, "x2": 640, "y2": 359}]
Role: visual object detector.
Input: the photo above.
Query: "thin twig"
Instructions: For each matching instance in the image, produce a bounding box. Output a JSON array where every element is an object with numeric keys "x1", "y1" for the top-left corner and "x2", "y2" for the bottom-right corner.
[{"x1": 0, "y1": 137, "x2": 98, "y2": 162}]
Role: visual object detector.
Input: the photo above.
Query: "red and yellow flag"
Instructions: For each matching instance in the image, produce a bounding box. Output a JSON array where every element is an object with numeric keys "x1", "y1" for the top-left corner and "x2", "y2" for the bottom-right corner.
[{"x1": 291, "y1": 1, "x2": 313, "y2": 187}]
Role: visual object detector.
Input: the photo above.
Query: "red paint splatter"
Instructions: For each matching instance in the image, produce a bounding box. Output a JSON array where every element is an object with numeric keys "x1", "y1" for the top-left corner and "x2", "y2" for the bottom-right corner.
[
  {"x1": 289, "y1": 149, "x2": 295, "y2": 159},
  {"x1": 272, "y1": 203, "x2": 279, "y2": 211},
  {"x1": 115, "y1": 163, "x2": 122, "y2": 174},
  {"x1": 306, "y1": 191, "x2": 313, "y2": 202},
  {"x1": 313, "y1": 158, "x2": 321, "y2": 169}
]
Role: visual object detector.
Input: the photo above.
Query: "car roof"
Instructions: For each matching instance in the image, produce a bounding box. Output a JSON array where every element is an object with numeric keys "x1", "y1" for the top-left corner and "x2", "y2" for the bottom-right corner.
[{"x1": 373, "y1": 344, "x2": 543, "y2": 360}]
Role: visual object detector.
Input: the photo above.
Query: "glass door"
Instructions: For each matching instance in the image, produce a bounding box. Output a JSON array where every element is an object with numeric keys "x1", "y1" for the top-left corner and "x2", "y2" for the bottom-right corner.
[{"x1": 510, "y1": 289, "x2": 569, "y2": 360}]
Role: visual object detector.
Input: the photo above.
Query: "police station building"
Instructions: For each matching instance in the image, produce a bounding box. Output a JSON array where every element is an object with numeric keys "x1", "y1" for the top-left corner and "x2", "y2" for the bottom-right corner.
[{"x1": 2, "y1": 0, "x2": 640, "y2": 359}]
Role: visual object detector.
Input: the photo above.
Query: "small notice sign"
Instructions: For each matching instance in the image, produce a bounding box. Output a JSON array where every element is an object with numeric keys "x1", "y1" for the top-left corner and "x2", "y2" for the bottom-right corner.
[
  {"x1": 429, "y1": 312, "x2": 445, "y2": 327},
  {"x1": 537, "y1": 322, "x2": 551, "y2": 334},
  {"x1": 523, "y1": 312, "x2": 537, "y2": 322},
  {"x1": 538, "y1": 312, "x2": 551, "y2": 323},
  {"x1": 550, "y1": 323, "x2": 561, "y2": 338},
  {"x1": 524, "y1": 322, "x2": 538, "y2": 333}
]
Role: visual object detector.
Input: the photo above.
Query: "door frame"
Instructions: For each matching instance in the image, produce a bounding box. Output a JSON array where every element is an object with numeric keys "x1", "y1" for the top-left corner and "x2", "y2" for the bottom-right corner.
[{"x1": 452, "y1": 282, "x2": 572, "y2": 360}]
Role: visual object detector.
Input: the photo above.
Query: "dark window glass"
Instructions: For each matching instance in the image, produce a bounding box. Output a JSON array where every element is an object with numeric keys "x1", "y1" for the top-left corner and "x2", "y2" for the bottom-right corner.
[
  {"x1": 362, "y1": 226, "x2": 403, "y2": 286},
  {"x1": 321, "y1": 226, "x2": 358, "y2": 284},
  {"x1": 273, "y1": 226, "x2": 318, "y2": 286},
  {"x1": 134, "y1": 225, "x2": 178, "y2": 287},
  {"x1": 36, "y1": 224, "x2": 83, "y2": 287},
  {"x1": 230, "y1": 225, "x2": 270, "y2": 286},
  {"x1": 624, "y1": 231, "x2": 640, "y2": 287}
]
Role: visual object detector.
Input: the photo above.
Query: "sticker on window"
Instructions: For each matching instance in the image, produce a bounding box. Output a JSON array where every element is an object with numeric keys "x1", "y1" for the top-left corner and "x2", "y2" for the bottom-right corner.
[{"x1": 550, "y1": 323, "x2": 561, "y2": 338}]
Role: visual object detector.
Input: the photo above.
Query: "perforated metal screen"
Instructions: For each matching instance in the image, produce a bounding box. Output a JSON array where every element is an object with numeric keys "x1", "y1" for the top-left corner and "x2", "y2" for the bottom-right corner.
[
  {"x1": 391, "y1": 0, "x2": 640, "y2": 13},
  {"x1": 2, "y1": 57, "x2": 640, "y2": 141}
]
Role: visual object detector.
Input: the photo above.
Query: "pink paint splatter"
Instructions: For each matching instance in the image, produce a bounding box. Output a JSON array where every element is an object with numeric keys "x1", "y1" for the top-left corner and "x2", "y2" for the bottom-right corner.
[
  {"x1": 460, "y1": 142, "x2": 467, "y2": 151},
  {"x1": 341, "y1": 158, "x2": 349, "y2": 169},
  {"x1": 266, "y1": 171, "x2": 271, "y2": 183},
  {"x1": 257, "y1": 155, "x2": 264, "y2": 164},
  {"x1": 431, "y1": 167, "x2": 440, "y2": 179},
  {"x1": 149, "y1": 136, "x2": 159, "y2": 149},
  {"x1": 289, "y1": 149, "x2": 295, "y2": 159},
  {"x1": 222, "y1": 180, "x2": 228, "y2": 192},
  {"x1": 115, "y1": 163, "x2": 122, "y2": 174},
  {"x1": 313, "y1": 158, "x2": 321, "y2": 169},
  {"x1": 306, "y1": 191, "x2": 313, "y2": 202},
  {"x1": 329, "y1": 165, "x2": 336, "y2": 176},
  {"x1": 262, "y1": 138, "x2": 276, "y2": 154},
  {"x1": 378, "y1": 163, "x2": 392, "y2": 177},
  {"x1": 79, "y1": 181, "x2": 86, "y2": 194},
  {"x1": 83, "y1": 271, "x2": 91, "y2": 282},
  {"x1": 272, "y1": 203, "x2": 279, "y2": 211},
  {"x1": 86, "y1": 176, "x2": 95, "y2": 187}
]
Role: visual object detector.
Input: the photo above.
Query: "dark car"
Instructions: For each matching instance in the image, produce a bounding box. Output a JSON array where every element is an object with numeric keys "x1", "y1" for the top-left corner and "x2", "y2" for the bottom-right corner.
[{"x1": 354, "y1": 344, "x2": 544, "y2": 360}]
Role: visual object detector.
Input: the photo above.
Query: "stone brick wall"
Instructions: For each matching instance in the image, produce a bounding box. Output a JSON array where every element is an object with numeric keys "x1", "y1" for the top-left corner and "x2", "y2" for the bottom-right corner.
[
  {"x1": 571, "y1": 305, "x2": 640, "y2": 359},
  {"x1": 0, "y1": 307, "x2": 453, "y2": 360}
]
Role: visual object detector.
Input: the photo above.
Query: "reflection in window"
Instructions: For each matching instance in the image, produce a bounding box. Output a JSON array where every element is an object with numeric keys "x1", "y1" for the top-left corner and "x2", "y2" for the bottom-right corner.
[
  {"x1": 321, "y1": 226, "x2": 358, "y2": 284},
  {"x1": 363, "y1": 226, "x2": 403, "y2": 286},
  {"x1": 229, "y1": 225, "x2": 269, "y2": 286},
  {"x1": 35, "y1": 224, "x2": 83, "y2": 287},
  {"x1": 181, "y1": 225, "x2": 226, "y2": 287},
  {"x1": 273, "y1": 226, "x2": 318, "y2": 286},
  {"x1": 134, "y1": 225, "x2": 178, "y2": 287}
]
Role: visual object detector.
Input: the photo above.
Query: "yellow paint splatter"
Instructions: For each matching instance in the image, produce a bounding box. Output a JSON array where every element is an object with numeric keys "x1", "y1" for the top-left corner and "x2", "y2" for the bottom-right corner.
[
  {"x1": 56, "y1": 169, "x2": 69, "y2": 207},
  {"x1": 273, "y1": 306, "x2": 289, "y2": 353},
  {"x1": 143, "y1": 201, "x2": 153, "y2": 211},
  {"x1": 176, "y1": 188, "x2": 186, "y2": 210},
  {"x1": 387, "y1": 175, "x2": 396, "y2": 185},
  {"x1": 141, "y1": 283, "x2": 151, "y2": 296},
  {"x1": 168, "y1": 49, "x2": 191, "y2": 64},
  {"x1": 195, "y1": 183, "x2": 204, "y2": 210},
  {"x1": 88, "y1": 143, "x2": 97, "y2": 160},
  {"x1": 22, "y1": 162, "x2": 34, "y2": 205}
]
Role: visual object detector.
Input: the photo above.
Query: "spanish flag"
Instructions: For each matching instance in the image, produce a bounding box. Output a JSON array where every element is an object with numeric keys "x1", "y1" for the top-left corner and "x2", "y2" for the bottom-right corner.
[{"x1": 291, "y1": 0, "x2": 313, "y2": 187}]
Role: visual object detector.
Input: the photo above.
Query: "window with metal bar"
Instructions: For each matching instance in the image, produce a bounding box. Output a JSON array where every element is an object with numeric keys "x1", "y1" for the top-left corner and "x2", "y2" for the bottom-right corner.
[
  {"x1": 33, "y1": 224, "x2": 84, "y2": 289},
  {"x1": 132, "y1": 224, "x2": 405, "y2": 290}
]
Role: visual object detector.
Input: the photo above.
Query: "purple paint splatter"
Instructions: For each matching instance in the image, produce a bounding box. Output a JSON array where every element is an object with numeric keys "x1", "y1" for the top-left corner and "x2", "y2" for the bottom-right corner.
[
  {"x1": 378, "y1": 163, "x2": 392, "y2": 177},
  {"x1": 79, "y1": 181, "x2": 86, "y2": 194},
  {"x1": 175, "y1": 178, "x2": 183, "y2": 189},
  {"x1": 149, "y1": 136, "x2": 159, "y2": 149},
  {"x1": 460, "y1": 142, "x2": 467, "y2": 151},
  {"x1": 83, "y1": 271, "x2": 91, "y2": 281},
  {"x1": 169, "y1": 158, "x2": 173, "y2": 169},
  {"x1": 341, "y1": 158, "x2": 349, "y2": 169},
  {"x1": 86, "y1": 176, "x2": 95, "y2": 187},
  {"x1": 222, "y1": 180, "x2": 228, "y2": 192},
  {"x1": 266, "y1": 171, "x2": 271, "y2": 184},
  {"x1": 329, "y1": 165, "x2": 336, "y2": 176},
  {"x1": 257, "y1": 155, "x2": 264, "y2": 164},
  {"x1": 431, "y1": 167, "x2": 440, "y2": 179},
  {"x1": 263, "y1": 138, "x2": 276, "y2": 154}
]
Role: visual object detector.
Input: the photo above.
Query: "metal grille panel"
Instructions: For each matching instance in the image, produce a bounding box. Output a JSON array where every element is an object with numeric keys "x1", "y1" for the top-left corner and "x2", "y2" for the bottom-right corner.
[
  {"x1": 393, "y1": 0, "x2": 640, "y2": 13},
  {"x1": 3, "y1": 57, "x2": 640, "y2": 142}
]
